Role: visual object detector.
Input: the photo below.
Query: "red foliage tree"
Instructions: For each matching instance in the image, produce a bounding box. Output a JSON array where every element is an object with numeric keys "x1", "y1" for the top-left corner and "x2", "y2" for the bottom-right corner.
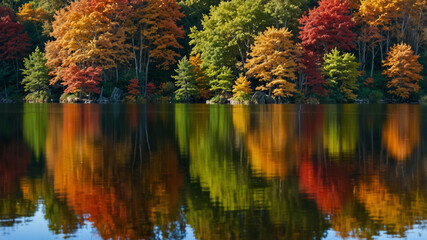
[
  {"x1": 0, "y1": 7, "x2": 30, "y2": 61},
  {"x1": 299, "y1": 0, "x2": 356, "y2": 95},
  {"x1": 125, "y1": 78, "x2": 141, "y2": 102},
  {"x1": 146, "y1": 82, "x2": 156, "y2": 95},
  {"x1": 62, "y1": 65, "x2": 102, "y2": 95}
]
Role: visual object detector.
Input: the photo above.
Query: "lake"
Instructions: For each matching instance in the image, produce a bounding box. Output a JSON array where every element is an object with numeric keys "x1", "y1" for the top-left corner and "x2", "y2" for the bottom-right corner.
[{"x1": 0, "y1": 103, "x2": 426, "y2": 240}]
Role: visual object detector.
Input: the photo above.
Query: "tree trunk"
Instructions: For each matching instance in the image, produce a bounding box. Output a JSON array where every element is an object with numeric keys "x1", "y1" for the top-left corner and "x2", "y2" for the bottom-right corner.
[
  {"x1": 132, "y1": 36, "x2": 139, "y2": 80},
  {"x1": 144, "y1": 54, "x2": 150, "y2": 97},
  {"x1": 370, "y1": 45, "x2": 375, "y2": 77}
]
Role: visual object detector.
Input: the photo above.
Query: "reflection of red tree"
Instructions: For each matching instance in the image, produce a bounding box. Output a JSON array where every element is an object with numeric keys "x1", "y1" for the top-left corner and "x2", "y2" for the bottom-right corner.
[
  {"x1": 126, "y1": 104, "x2": 139, "y2": 129},
  {"x1": 299, "y1": 158, "x2": 353, "y2": 214},
  {"x1": 300, "y1": 105, "x2": 325, "y2": 158},
  {"x1": 0, "y1": 142, "x2": 31, "y2": 197}
]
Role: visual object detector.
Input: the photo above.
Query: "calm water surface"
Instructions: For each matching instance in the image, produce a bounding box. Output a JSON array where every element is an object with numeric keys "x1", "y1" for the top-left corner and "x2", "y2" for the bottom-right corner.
[{"x1": 0, "y1": 103, "x2": 426, "y2": 240}]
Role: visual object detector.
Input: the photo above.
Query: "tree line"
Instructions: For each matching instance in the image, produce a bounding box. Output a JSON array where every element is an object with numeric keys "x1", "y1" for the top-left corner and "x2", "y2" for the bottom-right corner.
[{"x1": 0, "y1": 0, "x2": 425, "y2": 103}]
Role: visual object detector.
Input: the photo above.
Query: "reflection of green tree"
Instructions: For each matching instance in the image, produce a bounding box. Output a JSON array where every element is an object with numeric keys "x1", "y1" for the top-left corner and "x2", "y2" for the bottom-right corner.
[
  {"x1": 323, "y1": 105, "x2": 359, "y2": 157},
  {"x1": 185, "y1": 177, "x2": 329, "y2": 240},
  {"x1": 23, "y1": 104, "x2": 48, "y2": 160},
  {"x1": 180, "y1": 105, "x2": 329, "y2": 239},
  {"x1": 188, "y1": 105, "x2": 256, "y2": 211}
]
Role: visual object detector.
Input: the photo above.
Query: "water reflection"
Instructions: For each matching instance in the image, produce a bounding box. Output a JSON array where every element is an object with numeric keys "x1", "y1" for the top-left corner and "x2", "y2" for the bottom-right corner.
[{"x1": 0, "y1": 103, "x2": 426, "y2": 239}]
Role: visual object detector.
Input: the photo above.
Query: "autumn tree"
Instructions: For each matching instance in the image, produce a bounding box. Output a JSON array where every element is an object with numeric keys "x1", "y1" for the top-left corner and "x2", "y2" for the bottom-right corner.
[
  {"x1": 189, "y1": 53, "x2": 210, "y2": 100},
  {"x1": 210, "y1": 66, "x2": 234, "y2": 99},
  {"x1": 46, "y1": 0, "x2": 131, "y2": 84},
  {"x1": 21, "y1": 47, "x2": 50, "y2": 102},
  {"x1": 232, "y1": 74, "x2": 252, "y2": 101},
  {"x1": 358, "y1": 0, "x2": 426, "y2": 55},
  {"x1": 299, "y1": 0, "x2": 356, "y2": 95},
  {"x1": 125, "y1": 78, "x2": 140, "y2": 103},
  {"x1": 245, "y1": 27, "x2": 301, "y2": 98},
  {"x1": 62, "y1": 65, "x2": 102, "y2": 97},
  {"x1": 17, "y1": 3, "x2": 48, "y2": 23},
  {"x1": 382, "y1": 43, "x2": 423, "y2": 100},
  {"x1": 0, "y1": 7, "x2": 30, "y2": 88},
  {"x1": 322, "y1": 49, "x2": 360, "y2": 102},
  {"x1": 173, "y1": 56, "x2": 197, "y2": 103},
  {"x1": 17, "y1": 3, "x2": 48, "y2": 46},
  {"x1": 129, "y1": 0, "x2": 185, "y2": 96}
]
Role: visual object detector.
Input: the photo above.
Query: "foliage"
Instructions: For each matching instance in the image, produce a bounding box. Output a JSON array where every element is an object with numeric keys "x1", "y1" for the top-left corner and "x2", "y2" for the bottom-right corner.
[
  {"x1": 299, "y1": 0, "x2": 356, "y2": 95},
  {"x1": 246, "y1": 27, "x2": 301, "y2": 98},
  {"x1": 125, "y1": 78, "x2": 140, "y2": 103},
  {"x1": 210, "y1": 66, "x2": 234, "y2": 97},
  {"x1": 21, "y1": 47, "x2": 50, "y2": 102},
  {"x1": 0, "y1": 7, "x2": 30, "y2": 60},
  {"x1": 189, "y1": 53, "x2": 210, "y2": 100},
  {"x1": 173, "y1": 56, "x2": 197, "y2": 103},
  {"x1": 62, "y1": 65, "x2": 102, "y2": 96},
  {"x1": 17, "y1": 3, "x2": 48, "y2": 23},
  {"x1": 382, "y1": 43, "x2": 423, "y2": 100},
  {"x1": 189, "y1": 0, "x2": 269, "y2": 71},
  {"x1": 322, "y1": 48, "x2": 360, "y2": 102},
  {"x1": 232, "y1": 74, "x2": 252, "y2": 101}
]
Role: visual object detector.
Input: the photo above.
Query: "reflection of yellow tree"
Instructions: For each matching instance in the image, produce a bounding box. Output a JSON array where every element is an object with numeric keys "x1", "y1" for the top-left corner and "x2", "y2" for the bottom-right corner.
[
  {"x1": 382, "y1": 105, "x2": 419, "y2": 162},
  {"x1": 355, "y1": 175, "x2": 427, "y2": 236},
  {"x1": 232, "y1": 105, "x2": 251, "y2": 135},
  {"x1": 245, "y1": 105, "x2": 298, "y2": 179},
  {"x1": 323, "y1": 105, "x2": 359, "y2": 157}
]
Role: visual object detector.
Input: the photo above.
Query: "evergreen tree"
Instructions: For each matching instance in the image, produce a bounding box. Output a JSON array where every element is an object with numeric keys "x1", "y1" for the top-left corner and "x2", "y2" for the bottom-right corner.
[
  {"x1": 21, "y1": 47, "x2": 50, "y2": 102},
  {"x1": 322, "y1": 48, "x2": 360, "y2": 102},
  {"x1": 173, "y1": 56, "x2": 197, "y2": 102},
  {"x1": 210, "y1": 66, "x2": 234, "y2": 97}
]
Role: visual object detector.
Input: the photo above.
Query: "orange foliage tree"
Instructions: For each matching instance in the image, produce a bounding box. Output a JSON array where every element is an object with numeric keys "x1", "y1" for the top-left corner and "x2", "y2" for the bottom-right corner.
[
  {"x1": 245, "y1": 27, "x2": 302, "y2": 98},
  {"x1": 128, "y1": 0, "x2": 185, "y2": 96},
  {"x1": 382, "y1": 43, "x2": 423, "y2": 100},
  {"x1": 46, "y1": 0, "x2": 131, "y2": 85}
]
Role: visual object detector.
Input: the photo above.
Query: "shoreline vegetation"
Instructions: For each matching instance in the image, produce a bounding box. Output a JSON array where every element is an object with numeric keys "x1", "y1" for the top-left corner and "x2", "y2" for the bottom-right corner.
[{"x1": 0, "y1": 0, "x2": 425, "y2": 105}]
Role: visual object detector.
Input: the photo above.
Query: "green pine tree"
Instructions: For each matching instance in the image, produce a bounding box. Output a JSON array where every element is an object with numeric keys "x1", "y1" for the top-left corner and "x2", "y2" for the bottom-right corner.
[
  {"x1": 21, "y1": 47, "x2": 50, "y2": 102},
  {"x1": 210, "y1": 66, "x2": 234, "y2": 97},
  {"x1": 173, "y1": 56, "x2": 197, "y2": 102},
  {"x1": 322, "y1": 48, "x2": 360, "y2": 102}
]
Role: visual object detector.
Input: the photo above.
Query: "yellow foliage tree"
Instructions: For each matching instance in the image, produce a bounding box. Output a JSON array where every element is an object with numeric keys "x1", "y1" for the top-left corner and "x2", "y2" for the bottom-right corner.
[
  {"x1": 382, "y1": 43, "x2": 423, "y2": 99},
  {"x1": 232, "y1": 74, "x2": 252, "y2": 100},
  {"x1": 189, "y1": 53, "x2": 210, "y2": 100},
  {"x1": 245, "y1": 27, "x2": 302, "y2": 98},
  {"x1": 17, "y1": 3, "x2": 48, "y2": 23}
]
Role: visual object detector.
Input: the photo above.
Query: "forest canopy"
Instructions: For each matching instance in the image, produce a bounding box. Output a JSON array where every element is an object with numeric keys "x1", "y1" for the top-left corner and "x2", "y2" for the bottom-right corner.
[{"x1": 0, "y1": 0, "x2": 425, "y2": 103}]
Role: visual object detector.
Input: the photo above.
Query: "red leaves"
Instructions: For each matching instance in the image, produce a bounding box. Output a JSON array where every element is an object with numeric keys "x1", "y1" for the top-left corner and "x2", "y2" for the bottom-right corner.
[
  {"x1": 126, "y1": 78, "x2": 140, "y2": 97},
  {"x1": 146, "y1": 82, "x2": 156, "y2": 95},
  {"x1": 62, "y1": 65, "x2": 102, "y2": 94},
  {"x1": 299, "y1": 0, "x2": 356, "y2": 54},
  {"x1": 298, "y1": 0, "x2": 356, "y2": 95},
  {"x1": 0, "y1": 7, "x2": 30, "y2": 60}
]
